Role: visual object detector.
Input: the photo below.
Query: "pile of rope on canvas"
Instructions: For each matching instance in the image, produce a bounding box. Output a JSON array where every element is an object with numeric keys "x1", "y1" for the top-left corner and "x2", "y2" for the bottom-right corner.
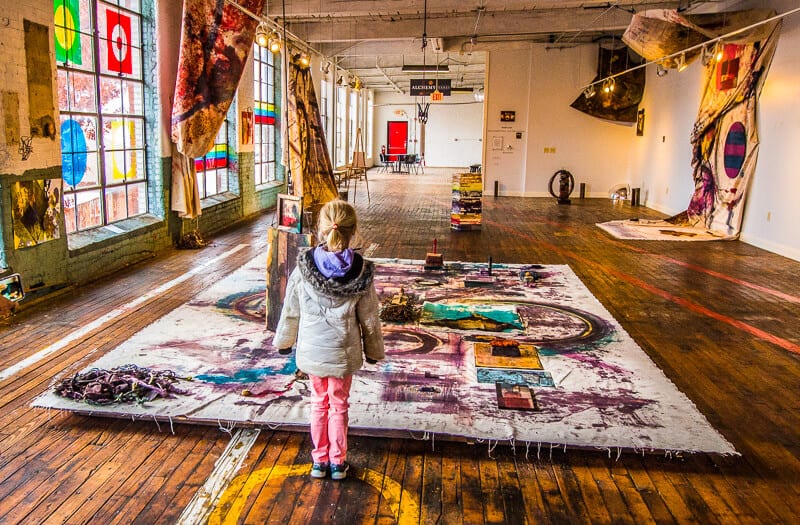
[
  {"x1": 54, "y1": 364, "x2": 190, "y2": 405},
  {"x1": 379, "y1": 287, "x2": 421, "y2": 323}
]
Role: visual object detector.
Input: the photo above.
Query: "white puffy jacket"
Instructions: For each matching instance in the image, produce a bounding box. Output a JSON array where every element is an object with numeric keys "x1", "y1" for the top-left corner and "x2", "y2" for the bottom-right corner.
[{"x1": 273, "y1": 248, "x2": 385, "y2": 378}]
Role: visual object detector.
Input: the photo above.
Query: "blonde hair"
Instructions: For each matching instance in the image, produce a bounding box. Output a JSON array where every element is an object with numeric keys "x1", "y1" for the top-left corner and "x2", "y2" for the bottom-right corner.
[{"x1": 317, "y1": 199, "x2": 357, "y2": 252}]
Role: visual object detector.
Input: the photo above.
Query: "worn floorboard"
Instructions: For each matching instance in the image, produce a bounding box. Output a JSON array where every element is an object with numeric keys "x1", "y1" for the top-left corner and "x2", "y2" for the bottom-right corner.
[{"x1": 1, "y1": 168, "x2": 799, "y2": 523}]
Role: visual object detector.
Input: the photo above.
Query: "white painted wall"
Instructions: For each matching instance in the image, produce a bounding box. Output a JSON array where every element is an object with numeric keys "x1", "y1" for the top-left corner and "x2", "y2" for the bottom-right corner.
[
  {"x1": 373, "y1": 92, "x2": 484, "y2": 168},
  {"x1": 740, "y1": 0, "x2": 800, "y2": 260},
  {"x1": 0, "y1": 0, "x2": 61, "y2": 173},
  {"x1": 485, "y1": 44, "x2": 639, "y2": 197},
  {"x1": 484, "y1": 48, "x2": 531, "y2": 195},
  {"x1": 627, "y1": 54, "x2": 703, "y2": 214}
]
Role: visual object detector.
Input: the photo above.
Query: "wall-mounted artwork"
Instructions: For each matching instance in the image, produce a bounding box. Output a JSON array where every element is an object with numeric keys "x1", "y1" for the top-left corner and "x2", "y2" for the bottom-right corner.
[
  {"x1": 636, "y1": 108, "x2": 645, "y2": 136},
  {"x1": 11, "y1": 178, "x2": 62, "y2": 248}
]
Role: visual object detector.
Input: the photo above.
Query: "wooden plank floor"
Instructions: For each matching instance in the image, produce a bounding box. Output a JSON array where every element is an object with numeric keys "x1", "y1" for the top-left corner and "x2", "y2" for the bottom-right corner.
[{"x1": 1, "y1": 168, "x2": 799, "y2": 524}]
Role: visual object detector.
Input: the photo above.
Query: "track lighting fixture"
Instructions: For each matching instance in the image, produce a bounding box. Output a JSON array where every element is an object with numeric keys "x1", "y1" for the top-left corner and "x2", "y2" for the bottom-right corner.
[
  {"x1": 677, "y1": 53, "x2": 688, "y2": 72},
  {"x1": 583, "y1": 84, "x2": 596, "y2": 99},
  {"x1": 254, "y1": 23, "x2": 270, "y2": 48},
  {"x1": 267, "y1": 31, "x2": 282, "y2": 54},
  {"x1": 656, "y1": 62, "x2": 669, "y2": 77},
  {"x1": 602, "y1": 78, "x2": 615, "y2": 94},
  {"x1": 715, "y1": 44, "x2": 724, "y2": 62},
  {"x1": 320, "y1": 60, "x2": 331, "y2": 75},
  {"x1": 292, "y1": 51, "x2": 310, "y2": 68},
  {"x1": 701, "y1": 45, "x2": 713, "y2": 66}
]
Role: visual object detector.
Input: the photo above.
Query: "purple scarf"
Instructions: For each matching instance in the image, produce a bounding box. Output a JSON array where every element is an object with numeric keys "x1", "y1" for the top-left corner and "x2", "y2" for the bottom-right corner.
[{"x1": 313, "y1": 245, "x2": 354, "y2": 278}]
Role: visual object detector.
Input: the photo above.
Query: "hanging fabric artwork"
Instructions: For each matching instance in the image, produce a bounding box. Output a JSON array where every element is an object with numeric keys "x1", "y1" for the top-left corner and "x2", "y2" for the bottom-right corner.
[
  {"x1": 570, "y1": 43, "x2": 645, "y2": 123},
  {"x1": 170, "y1": 0, "x2": 265, "y2": 218},
  {"x1": 665, "y1": 10, "x2": 780, "y2": 238},
  {"x1": 285, "y1": 61, "x2": 338, "y2": 216},
  {"x1": 598, "y1": 9, "x2": 781, "y2": 241}
]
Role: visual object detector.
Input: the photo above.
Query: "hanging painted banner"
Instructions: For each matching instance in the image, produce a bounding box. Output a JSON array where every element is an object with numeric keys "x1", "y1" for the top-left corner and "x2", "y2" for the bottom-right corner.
[
  {"x1": 285, "y1": 61, "x2": 338, "y2": 214},
  {"x1": 671, "y1": 11, "x2": 780, "y2": 238},
  {"x1": 570, "y1": 43, "x2": 645, "y2": 123},
  {"x1": 170, "y1": 0, "x2": 265, "y2": 218},
  {"x1": 106, "y1": 8, "x2": 133, "y2": 75},
  {"x1": 54, "y1": 0, "x2": 82, "y2": 65}
]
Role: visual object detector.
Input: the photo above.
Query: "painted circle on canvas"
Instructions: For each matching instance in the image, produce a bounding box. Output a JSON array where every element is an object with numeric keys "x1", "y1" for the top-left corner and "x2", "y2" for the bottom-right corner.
[
  {"x1": 60, "y1": 119, "x2": 88, "y2": 187},
  {"x1": 723, "y1": 121, "x2": 747, "y2": 178}
]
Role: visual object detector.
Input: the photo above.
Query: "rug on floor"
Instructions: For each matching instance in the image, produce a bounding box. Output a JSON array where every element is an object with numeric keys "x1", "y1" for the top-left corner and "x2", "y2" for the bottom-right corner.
[
  {"x1": 33, "y1": 256, "x2": 737, "y2": 455},
  {"x1": 597, "y1": 219, "x2": 733, "y2": 241}
]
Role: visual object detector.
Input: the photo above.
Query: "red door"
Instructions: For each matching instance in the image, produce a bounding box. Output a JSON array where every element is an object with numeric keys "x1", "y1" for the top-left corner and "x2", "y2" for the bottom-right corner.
[{"x1": 387, "y1": 121, "x2": 408, "y2": 161}]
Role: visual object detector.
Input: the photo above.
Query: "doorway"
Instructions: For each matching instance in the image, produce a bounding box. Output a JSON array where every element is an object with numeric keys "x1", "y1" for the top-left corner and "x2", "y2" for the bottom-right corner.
[{"x1": 386, "y1": 121, "x2": 408, "y2": 161}]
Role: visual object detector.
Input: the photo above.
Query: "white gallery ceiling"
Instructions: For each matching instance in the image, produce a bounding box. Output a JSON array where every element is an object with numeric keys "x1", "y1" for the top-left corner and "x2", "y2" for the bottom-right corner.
[{"x1": 257, "y1": 1, "x2": 732, "y2": 93}]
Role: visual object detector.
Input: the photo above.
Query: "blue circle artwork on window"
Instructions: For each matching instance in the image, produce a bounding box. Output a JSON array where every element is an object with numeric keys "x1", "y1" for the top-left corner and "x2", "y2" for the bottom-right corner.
[
  {"x1": 723, "y1": 121, "x2": 747, "y2": 179},
  {"x1": 60, "y1": 119, "x2": 87, "y2": 187}
]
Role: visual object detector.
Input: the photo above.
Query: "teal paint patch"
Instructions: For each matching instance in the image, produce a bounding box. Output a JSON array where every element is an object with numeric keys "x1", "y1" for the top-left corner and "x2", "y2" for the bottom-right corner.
[
  {"x1": 420, "y1": 302, "x2": 524, "y2": 332},
  {"x1": 197, "y1": 359, "x2": 297, "y2": 384}
]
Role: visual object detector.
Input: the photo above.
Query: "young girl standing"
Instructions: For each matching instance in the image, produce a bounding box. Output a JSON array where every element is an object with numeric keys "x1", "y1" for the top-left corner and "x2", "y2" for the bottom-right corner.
[{"x1": 273, "y1": 199, "x2": 385, "y2": 480}]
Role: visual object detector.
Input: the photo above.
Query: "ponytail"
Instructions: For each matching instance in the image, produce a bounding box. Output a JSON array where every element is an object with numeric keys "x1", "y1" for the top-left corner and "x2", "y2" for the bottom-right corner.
[{"x1": 317, "y1": 199, "x2": 357, "y2": 252}]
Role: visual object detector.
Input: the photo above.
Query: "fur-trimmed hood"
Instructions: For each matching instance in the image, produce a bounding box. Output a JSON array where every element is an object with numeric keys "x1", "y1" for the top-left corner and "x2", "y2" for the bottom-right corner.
[{"x1": 296, "y1": 247, "x2": 375, "y2": 298}]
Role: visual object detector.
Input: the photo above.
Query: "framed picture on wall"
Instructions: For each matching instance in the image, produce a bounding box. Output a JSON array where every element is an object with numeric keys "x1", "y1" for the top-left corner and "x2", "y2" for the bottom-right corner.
[
  {"x1": 636, "y1": 108, "x2": 645, "y2": 136},
  {"x1": 277, "y1": 194, "x2": 303, "y2": 234}
]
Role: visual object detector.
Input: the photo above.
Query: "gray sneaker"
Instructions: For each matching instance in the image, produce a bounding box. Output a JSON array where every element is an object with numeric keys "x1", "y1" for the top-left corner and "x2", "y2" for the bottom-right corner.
[
  {"x1": 330, "y1": 462, "x2": 349, "y2": 480},
  {"x1": 310, "y1": 462, "x2": 329, "y2": 479}
]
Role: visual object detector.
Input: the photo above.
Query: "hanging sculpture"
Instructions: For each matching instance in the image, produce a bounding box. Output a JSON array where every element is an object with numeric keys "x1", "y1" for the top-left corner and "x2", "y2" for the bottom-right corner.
[
  {"x1": 570, "y1": 43, "x2": 645, "y2": 123},
  {"x1": 285, "y1": 60, "x2": 338, "y2": 216}
]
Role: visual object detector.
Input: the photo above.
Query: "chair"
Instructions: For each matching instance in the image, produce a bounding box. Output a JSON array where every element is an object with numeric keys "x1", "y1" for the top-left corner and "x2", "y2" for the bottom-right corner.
[
  {"x1": 414, "y1": 154, "x2": 425, "y2": 174},
  {"x1": 378, "y1": 153, "x2": 390, "y2": 173},
  {"x1": 403, "y1": 154, "x2": 417, "y2": 174}
]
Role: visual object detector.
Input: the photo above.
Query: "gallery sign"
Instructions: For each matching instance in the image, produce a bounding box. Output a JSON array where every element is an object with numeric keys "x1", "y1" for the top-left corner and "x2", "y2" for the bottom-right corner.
[{"x1": 410, "y1": 78, "x2": 451, "y2": 97}]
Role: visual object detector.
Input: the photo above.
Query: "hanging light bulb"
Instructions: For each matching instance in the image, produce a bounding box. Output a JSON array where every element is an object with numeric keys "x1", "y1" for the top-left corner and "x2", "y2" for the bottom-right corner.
[
  {"x1": 254, "y1": 23, "x2": 270, "y2": 48},
  {"x1": 292, "y1": 51, "x2": 310, "y2": 68},
  {"x1": 267, "y1": 31, "x2": 282, "y2": 54},
  {"x1": 715, "y1": 43, "x2": 724, "y2": 62}
]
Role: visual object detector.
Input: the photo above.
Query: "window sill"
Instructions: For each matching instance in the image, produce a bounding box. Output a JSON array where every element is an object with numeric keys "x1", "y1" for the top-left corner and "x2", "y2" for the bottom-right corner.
[
  {"x1": 67, "y1": 214, "x2": 163, "y2": 254},
  {"x1": 201, "y1": 191, "x2": 239, "y2": 209},
  {"x1": 255, "y1": 180, "x2": 284, "y2": 192}
]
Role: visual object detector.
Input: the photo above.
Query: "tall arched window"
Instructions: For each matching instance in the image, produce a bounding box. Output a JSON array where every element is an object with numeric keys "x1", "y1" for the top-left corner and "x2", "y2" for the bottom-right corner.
[
  {"x1": 56, "y1": 0, "x2": 147, "y2": 233},
  {"x1": 253, "y1": 44, "x2": 277, "y2": 185}
]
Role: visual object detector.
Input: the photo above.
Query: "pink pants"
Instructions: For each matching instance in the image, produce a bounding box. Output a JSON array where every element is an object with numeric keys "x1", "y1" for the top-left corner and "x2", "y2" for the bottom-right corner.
[{"x1": 308, "y1": 374, "x2": 352, "y2": 465}]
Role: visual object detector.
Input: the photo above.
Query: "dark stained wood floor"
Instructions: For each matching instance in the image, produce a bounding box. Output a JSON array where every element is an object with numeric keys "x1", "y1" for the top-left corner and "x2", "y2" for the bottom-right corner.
[{"x1": 1, "y1": 168, "x2": 799, "y2": 524}]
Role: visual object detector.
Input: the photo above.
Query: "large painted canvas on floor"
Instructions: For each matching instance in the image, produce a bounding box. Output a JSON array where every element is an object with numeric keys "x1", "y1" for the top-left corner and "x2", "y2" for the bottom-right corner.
[{"x1": 33, "y1": 257, "x2": 736, "y2": 455}]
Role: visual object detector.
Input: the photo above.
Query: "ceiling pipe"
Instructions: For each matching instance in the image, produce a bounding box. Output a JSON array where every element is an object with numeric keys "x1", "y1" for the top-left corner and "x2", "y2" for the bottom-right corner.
[{"x1": 376, "y1": 61, "x2": 404, "y2": 95}]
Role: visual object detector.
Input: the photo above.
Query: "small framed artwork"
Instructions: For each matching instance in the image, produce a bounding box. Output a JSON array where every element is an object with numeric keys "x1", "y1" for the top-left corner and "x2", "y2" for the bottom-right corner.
[
  {"x1": 277, "y1": 194, "x2": 303, "y2": 233},
  {"x1": 495, "y1": 382, "x2": 540, "y2": 411},
  {"x1": 636, "y1": 108, "x2": 645, "y2": 136}
]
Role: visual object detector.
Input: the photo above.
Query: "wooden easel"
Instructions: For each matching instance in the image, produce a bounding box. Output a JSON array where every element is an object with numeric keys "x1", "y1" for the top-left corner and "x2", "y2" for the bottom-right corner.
[{"x1": 347, "y1": 127, "x2": 369, "y2": 202}]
